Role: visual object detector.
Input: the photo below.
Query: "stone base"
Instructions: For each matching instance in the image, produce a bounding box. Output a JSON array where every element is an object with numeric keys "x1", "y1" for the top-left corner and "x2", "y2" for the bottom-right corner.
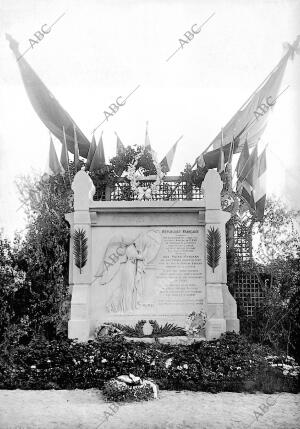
[
  {"x1": 157, "y1": 336, "x2": 205, "y2": 345},
  {"x1": 115, "y1": 336, "x2": 205, "y2": 345},
  {"x1": 226, "y1": 319, "x2": 240, "y2": 333},
  {"x1": 68, "y1": 320, "x2": 90, "y2": 342},
  {"x1": 205, "y1": 318, "x2": 226, "y2": 340}
]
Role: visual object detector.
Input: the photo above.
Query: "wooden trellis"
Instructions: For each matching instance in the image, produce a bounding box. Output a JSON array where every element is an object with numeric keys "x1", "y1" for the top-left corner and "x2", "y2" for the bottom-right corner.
[{"x1": 228, "y1": 215, "x2": 265, "y2": 316}]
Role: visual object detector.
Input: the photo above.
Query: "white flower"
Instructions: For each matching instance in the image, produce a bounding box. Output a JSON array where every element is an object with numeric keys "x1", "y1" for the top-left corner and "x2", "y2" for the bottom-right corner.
[
  {"x1": 183, "y1": 364, "x2": 188, "y2": 369},
  {"x1": 165, "y1": 358, "x2": 173, "y2": 368},
  {"x1": 30, "y1": 365, "x2": 36, "y2": 369},
  {"x1": 101, "y1": 358, "x2": 108, "y2": 363},
  {"x1": 47, "y1": 359, "x2": 51, "y2": 363}
]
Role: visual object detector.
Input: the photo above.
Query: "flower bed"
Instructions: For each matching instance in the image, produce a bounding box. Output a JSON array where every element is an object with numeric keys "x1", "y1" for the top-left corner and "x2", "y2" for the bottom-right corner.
[{"x1": 0, "y1": 333, "x2": 299, "y2": 393}]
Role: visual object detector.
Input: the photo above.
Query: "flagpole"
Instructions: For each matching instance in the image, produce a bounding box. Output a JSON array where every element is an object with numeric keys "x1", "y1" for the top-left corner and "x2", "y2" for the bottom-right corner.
[
  {"x1": 62, "y1": 126, "x2": 71, "y2": 183},
  {"x1": 73, "y1": 123, "x2": 80, "y2": 173}
]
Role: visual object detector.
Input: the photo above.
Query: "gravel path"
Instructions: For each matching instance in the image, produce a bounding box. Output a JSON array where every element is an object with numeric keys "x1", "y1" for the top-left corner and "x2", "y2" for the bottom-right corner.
[{"x1": 0, "y1": 389, "x2": 299, "y2": 429}]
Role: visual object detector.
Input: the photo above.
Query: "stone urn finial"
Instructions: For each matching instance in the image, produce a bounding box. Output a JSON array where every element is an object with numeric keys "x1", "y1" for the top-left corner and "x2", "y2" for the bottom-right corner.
[{"x1": 143, "y1": 321, "x2": 153, "y2": 336}]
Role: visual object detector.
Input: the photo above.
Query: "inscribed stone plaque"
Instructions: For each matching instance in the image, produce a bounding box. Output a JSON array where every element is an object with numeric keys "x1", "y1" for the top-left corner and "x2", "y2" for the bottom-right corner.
[{"x1": 91, "y1": 226, "x2": 205, "y2": 326}]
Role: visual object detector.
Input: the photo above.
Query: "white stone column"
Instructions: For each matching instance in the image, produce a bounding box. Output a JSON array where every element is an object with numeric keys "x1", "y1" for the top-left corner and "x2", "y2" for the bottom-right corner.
[
  {"x1": 67, "y1": 170, "x2": 95, "y2": 341},
  {"x1": 202, "y1": 170, "x2": 239, "y2": 339}
]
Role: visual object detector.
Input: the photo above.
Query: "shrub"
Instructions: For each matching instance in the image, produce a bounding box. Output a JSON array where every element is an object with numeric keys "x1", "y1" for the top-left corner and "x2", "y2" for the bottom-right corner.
[{"x1": 0, "y1": 333, "x2": 298, "y2": 393}]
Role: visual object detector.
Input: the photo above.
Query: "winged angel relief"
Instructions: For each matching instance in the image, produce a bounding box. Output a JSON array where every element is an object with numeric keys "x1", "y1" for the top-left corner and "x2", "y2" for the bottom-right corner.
[{"x1": 95, "y1": 230, "x2": 162, "y2": 313}]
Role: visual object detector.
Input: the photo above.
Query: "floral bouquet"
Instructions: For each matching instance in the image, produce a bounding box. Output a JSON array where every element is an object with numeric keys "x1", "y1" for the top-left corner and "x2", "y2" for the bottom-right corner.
[
  {"x1": 102, "y1": 373, "x2": 159, "y2": 402},
  {"x1": 185, "y1": 311, "x2": 207, "y2": 337}
]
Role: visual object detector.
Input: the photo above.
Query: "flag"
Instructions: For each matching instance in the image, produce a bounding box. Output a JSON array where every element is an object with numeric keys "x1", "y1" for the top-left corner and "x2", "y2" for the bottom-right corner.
[
  {"x1": 244, "y1": 146, "x2": 258, "y2": 187},
  {"x1": 6, "y1": 33, "x2": 91, "y2": 157},
  {"x1": 160, "y1": 141, "x2": 179, "y2": 173},
  {"x1": 115, "y1": 132, "x2": 125, "y2": 155},
  {"x1": 73, "y1": 124, "x2": 80, "y2": 172},
  {"x1": 197, "y1": 126, "x2": 246, "y2": 170},
  {"x1": 240, "y1": 180, "x2": 256, "y2": 211},
  {"x1": 145, "y1": 121, "x2": 151, "y2": 150},
  {"x1": 60, "y1": 126, "x2": 70, "y2": 172},
  {"x1": 237, "y1": 145, "x2": 258, "y2": 186},
  {"x1": 236, "y1": 144, "x2": 258, "y2": 211},
  {"x1": 236, "y1": 139, "x2": 250, "y2": 181},
  {"x1": 227, "y1": 134, "x2": 236, "y2": 166},
  {"x1": 217, "y1": 128, "x2": 225, "y2": 174},
  {"x1": 86, "y1": 134, "x2": 97, "y2": 171},
  {"x1": 209, "y1": 37, "x2": 300, "y2": 153},
  {"x1": 48, "y1": 135, "x2": 64, "y2": 176},
  {"x1": 90, "y1": 132, "x2": 106, "y2": 172},
  {"x1": 253, "y1": 148, "x2": 267, "y2": 220}
]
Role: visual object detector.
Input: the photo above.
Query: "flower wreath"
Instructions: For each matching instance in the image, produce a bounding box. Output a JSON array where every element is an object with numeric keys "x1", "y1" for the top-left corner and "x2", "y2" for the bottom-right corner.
[{"x1": 125, "y1": 150, "x2": 165, "y2": 200}]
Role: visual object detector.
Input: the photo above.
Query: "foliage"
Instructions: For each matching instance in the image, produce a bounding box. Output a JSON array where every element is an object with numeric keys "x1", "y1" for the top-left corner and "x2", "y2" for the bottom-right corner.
[
  {"x1": 149, "y1": 321, "x2": 186, "y2": 337},
  {"x1": 0, "y1": 333, "x2": 298, "y2": 393},
  {"x1": 240, "y1": 198, "x2": 300, "y2": 361},
  {"x1": 111, "y1": 321, "x2": 146, "y2": 338},
  {"x1": 4, "y1": 173, "x2": 74, "y2": 342},
  {"x1": 0, "y1": 232, "x2": 26, "y2": 342},
  {"x1": 180, "y1": 164, "x2": 207, "y2": 199},
  {"x1": 110, "y1": 146, "x2": 156, "y2": 177},
  {"x1": 95, "y1": 320, "x2": 186, "y2": 338}
]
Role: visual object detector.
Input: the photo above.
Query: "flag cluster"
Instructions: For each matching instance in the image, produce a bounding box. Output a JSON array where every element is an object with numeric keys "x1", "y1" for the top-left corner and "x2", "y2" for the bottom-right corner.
[
  {"x1": 47, "y1": 122, "x2": 179, "y2": 178},
  {"x1": 236, "y1": 142, "x2": 267, "y2": 219}
]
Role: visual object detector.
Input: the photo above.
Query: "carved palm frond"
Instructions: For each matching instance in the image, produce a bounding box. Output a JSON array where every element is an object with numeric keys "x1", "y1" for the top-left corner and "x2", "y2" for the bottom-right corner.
[
  {"x1": 73, "y1": 228, "x2": 88, "y2": 273},
  {"x1": 206, "y1": 227, "x2": 221, "y2": 272}
]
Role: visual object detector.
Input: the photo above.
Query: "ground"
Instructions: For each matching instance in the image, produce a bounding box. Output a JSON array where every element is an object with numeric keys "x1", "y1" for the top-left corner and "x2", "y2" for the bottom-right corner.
[{"x1": 0, "y1": 390, "x2": 299, "y2": 429}]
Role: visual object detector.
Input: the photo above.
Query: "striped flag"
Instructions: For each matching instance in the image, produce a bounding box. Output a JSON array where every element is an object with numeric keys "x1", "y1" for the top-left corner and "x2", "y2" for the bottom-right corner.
[
  {"x1": 48, "y1": 135, "x2": 64, "y2": 176},
  {"x1": 240, "y1": 180, "x2": 256, "y2": 211},
  {"x1": 115, "y1": 132, "x2": 125, "y2": 155},
  {"x1": 160, "y1": 140, "x2": 179, "y2": 173},
  {"x1": 237, "y1": 145, "x2": 258, "y2": 186},
  {"x1": 86, "y1": 134, "x2": 97, "y2": 171},
  {"x1": 253, "y1": 148, "x2": 267, "y2": 219},
  {"x1": 90, "y1": 132, "x2": 106, "y2": 172},
  {"x1": 145, "y1": 121, "x2": 151, "y2": 150}
]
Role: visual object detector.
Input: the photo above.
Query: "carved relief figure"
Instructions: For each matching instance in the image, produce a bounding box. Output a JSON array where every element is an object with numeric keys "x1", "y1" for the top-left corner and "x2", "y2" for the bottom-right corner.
[{"x1": 95, "y1": 230, "x2": 161, "y2": 313}]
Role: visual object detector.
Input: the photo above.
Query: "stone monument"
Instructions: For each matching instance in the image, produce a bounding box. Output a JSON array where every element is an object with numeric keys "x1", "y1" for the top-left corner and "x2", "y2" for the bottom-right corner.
[{"x1": 65, "y1": 169, "x2": 239, "y2": 341}]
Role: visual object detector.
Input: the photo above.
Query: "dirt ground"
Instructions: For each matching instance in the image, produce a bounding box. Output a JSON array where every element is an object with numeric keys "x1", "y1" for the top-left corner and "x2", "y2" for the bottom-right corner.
[{"x1": 0, "y1": 389, "x2": 299, "y2": 429}]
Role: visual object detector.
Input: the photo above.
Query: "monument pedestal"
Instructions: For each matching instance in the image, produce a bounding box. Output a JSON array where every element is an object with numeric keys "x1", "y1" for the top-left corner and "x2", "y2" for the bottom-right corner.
[{"x1": 66, "y1": 169, "x2": 239, "y2": 342}]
